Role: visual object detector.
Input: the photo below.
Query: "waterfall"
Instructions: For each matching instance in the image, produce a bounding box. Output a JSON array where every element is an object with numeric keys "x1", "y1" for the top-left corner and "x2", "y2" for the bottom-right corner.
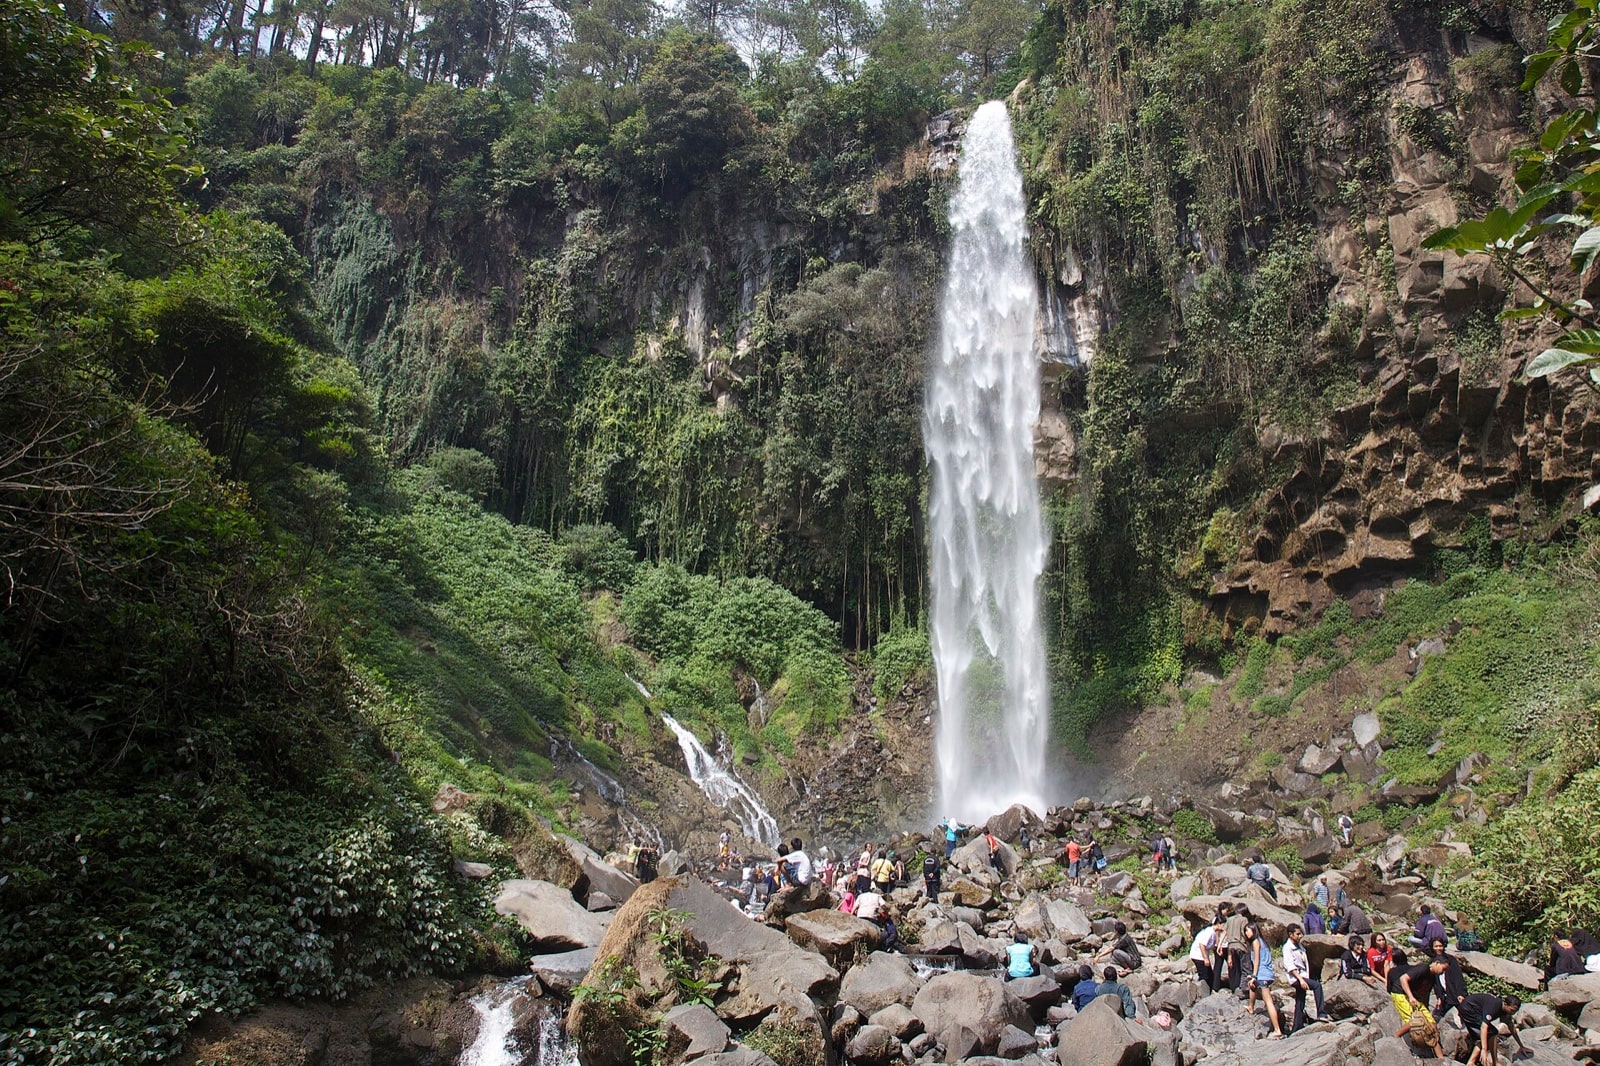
[
  {"x1": 924, "y1": 100, "x2": 1052, "y2": 822},
  {"x1": 661, "y1": 713, "x2": 781, "y2": 848},
  {"x1": 458, "y1": 978, "x2": 579, "y2": 1066}
]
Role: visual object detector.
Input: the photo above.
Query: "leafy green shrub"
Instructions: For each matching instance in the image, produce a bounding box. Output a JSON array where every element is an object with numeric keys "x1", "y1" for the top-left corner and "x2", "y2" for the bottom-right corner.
[
  {"x1": 1265, "y1": 844, "x2": 1305, "y2": 877},
  {"x1": 1255, "y1": 694, "x2": 1292, "y2": 717},
  {"x1": 1234, "y1": 638, "x2": 1272, "y2": 701},
  {"x1": 1170, "y1": 808, "x2": 1218, "y2": 843},
  {"x1": 871, "y1": 620, "x2": 931, "y2": 700},
  {"x1": 560, "y1": 523, "x2": 638, "y2": 592},
  {"x1": 1456, "y1": 767, "x2": 1600, "y2": 955}
]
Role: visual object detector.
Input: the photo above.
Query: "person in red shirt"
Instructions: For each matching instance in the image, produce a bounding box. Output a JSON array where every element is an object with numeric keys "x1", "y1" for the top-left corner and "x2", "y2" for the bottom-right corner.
[
  {"x1": 1367, "y1": 931, "x2": 1394, "y2": 980},
  {"x1": 1064, "y1": 839, "x2": 1082, "y2": 885}
]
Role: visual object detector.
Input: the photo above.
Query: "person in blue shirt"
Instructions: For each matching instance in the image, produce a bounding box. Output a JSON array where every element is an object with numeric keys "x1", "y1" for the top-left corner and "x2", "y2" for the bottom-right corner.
[
  {"x1": 940, "y1": 817, "x2": 966, "y2": 859},
  {"x1": 1071, "y1": 964, "x2": 1100, "y2": 1009},
  {"x1": 1006, "y1": 933, "x2": 1037, "y2": 979}
]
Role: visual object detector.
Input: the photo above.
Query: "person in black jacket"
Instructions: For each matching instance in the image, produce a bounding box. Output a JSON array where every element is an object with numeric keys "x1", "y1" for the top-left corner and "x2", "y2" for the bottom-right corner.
[{"x1": 1425, "y1": 937, "x2": 1467, "y2": 1020}]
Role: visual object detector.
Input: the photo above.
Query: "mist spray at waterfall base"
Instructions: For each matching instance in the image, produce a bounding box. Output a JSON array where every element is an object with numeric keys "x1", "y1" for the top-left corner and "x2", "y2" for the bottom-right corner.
[{"x1": 925, "y1": 100, "x2": 1053, "y2": 823}]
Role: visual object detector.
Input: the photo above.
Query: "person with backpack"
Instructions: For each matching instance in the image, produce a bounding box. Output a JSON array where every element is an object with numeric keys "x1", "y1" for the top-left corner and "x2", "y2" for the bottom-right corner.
[
  {"x1": 870, "y1": 849, "x2": 896, "y2": 894},
  {"x1": 921, "y1": 852, "x2": 942, "y2": 898},
  {"x1": 1337, "y1": 813, "x2": 1354, "y2": 847},
  {"x1": 1088, "y1": 838, "x2": 1106, "y2": 873}
]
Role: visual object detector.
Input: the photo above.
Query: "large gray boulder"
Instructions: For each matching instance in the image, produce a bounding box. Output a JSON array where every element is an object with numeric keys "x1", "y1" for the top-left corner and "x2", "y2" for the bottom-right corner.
[
  {"x1": 1198, "y1": 1026, "x2": 1361, "y2": 1065},
  {"x1": 987, "y1": 804, "x2": 1041, "y2": 844},
  {"x1": 562, "y1": 835, "x2": 640, "y2": 907},
  {"x1": 663, "y1": 1003, "x2": 729, "y2": 1060},
  {"x1": 910, "y1": 972, "x2": 1031, "y2": 1058},
  {"x1": 839, "y1": 952, "x2": 920, "y2": 1015},
  {"x1": 1546, "y1": 973, "x2": 1600, "y2": 1012},
  {"x1": 919, "y1": 917, "x2": 963, "y2": 955},
  {"x1": 1177, "y1": 894, "x2": 1299, "y2": 944},
  {"x1": 527, "y1": 946, "x2": 596, "y2": 993},
  {"x1": 1177, "y1": 989, "x2": 1270, "y2": 1057},
  {"x1": 957, "y1": 922, "x2": 1005, "y2": 968},
  {"x1": 1459, "y1": 950, "x2": 1542, "y2": 990},
  {"x1": 1054, "y1": 995, "x2": 1148, "y2": 1066},
  {"x1": 783, "y1": 909, "x2": 881, "y2": 966},
  {"x1": 843, "y1": 1023, "x2": 896, "y2": 1065},
  {"x1": 1013, "y1": 893, "x2": 1055, "y2": 940},
  {"x1": 868, "y1": 1003, "x2": 921, "y2": 1039},
  {"x1": 694, "y1": 1051, "x2": 779, "y2": 1066},
  {"x1": 1007, "y1": 973, "x2": 1062, "y2": 1019},
  {"x1": 763, "y1": 878, "x2": 831, "y2": 923},
  {"x1": 1324, "y1": 978, "x2": 1389, "y2": 1018},
  {"x1": 1046, "y1": 898, "x2": 1092, "y2": 940},
  {"x1": 494, "y1": 880, "x2": 610, "y2": 948}
]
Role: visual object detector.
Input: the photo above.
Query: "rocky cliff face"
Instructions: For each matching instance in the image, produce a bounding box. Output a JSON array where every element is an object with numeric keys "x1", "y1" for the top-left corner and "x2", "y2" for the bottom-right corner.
[{"x1": 1010, "y1": 19, "x2": 1600, "y2": 637}]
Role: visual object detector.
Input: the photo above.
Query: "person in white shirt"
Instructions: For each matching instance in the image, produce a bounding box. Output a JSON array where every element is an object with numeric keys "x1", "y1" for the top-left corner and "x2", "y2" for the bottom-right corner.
[
  {"x1": 786, "y1": 837, "x2": 813, "y2": 886},
  {"x1": 1190, "y1": 921, "x2": 1226, "y2": 991},
  {"x1": 854, "y1": 890, "x2": 884, "y2": 922},
  {"x1": 1283, "y1": 924, "x2": 1327, "y2": 1032}
]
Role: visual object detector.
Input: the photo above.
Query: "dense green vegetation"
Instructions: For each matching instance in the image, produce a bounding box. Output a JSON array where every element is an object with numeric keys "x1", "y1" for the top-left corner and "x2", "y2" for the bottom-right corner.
[{"x1": 7, "y1": 0, "x2": 1600, "y2": 1056}]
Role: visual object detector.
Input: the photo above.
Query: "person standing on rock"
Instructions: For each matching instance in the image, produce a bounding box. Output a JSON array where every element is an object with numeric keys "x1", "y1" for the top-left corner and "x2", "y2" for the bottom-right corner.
[
  {"x1": 1393, "y1": 952, "x2": 1449, "y2": 1057},
  {"x1": 940, "y1": 818, "x2": 965, "y2": 859},
  {"x1": 870, "y1": 849, "x2": 896, "y2": 894},
  {"x1": 983, "y1": 829, "x2": 1004, "y2": 873},
  {"x1": 854, "y1": 846, "x2": 873, "y2": 896},
  {"x1": 1190, "y1": 920, "x2": 1227, "y2": 992},
  {"x1": 637, "y1": 842, "x2": 658, "y2": 882},
  {"x1": 1338, "y1": 812, "x2": 1354, "y2": 847},
  {"x1": 1088, "y1": 837, "x2": 1106, "y2": 873},
  {"x1": 1283, "y1": 924, "x2": 1328, "y2": 1031},
  {"x1": 1162, "y1": 833, "x2": 1178, "y2": 873},
  {"x1": 1225, "y1": 905, "x2": 1252, "y2": 996},
  {"x1": 1243, "y1": 924, "x2": 1285, "y2": 1038},
  {"x1": 921, "y1": 851, "x2": 942, "y2": 899},
  {"x1": 1064, "y1": 837, "x2": 1082, "y2": 886}
]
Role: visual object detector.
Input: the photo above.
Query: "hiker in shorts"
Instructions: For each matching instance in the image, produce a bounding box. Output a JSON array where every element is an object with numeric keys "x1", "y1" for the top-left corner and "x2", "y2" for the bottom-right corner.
[
  {"x1": 1393, "y1": 951, "x2": 1449, "y2": 1057},
  {"x1": 1243, "y1": 924, "x2": 1284, "y2": 1038},
  {"x1": 1459, "y1": 992, "x2": 1528, "y2": 1066}
]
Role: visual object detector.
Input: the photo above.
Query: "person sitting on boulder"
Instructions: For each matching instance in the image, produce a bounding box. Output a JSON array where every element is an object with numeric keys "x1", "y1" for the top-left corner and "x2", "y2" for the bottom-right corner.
[
  {"x1": 1454, "y1": 918, "x2": 1483, "y2": 953},
  {"x1": 1342, "y1": 935, "x2": 1382, "y2": 989},
  {"x1": 787, "y1": 837, "x2": 813, "y2": 886},
  {"x1": 854, "y1": 888, "x2": 884, "y2": 922},
  {"x1": 879, "y1": 907, "x2": 902, "y2": 954},
  {"x1": 1366, "y1": 931, "x2": 1394, "y2": 981},
  {"x1": 1246, "y1": 855, "x2": 1278, "y2": 901},
  {"x1": 1547, "y1": 931, "x2": 1589, "y2": 983},
  {"x1": 1094, "y1": 965, "x2": 1137, "y2": 1019},
  {"x1": 1094, "y1": 920, "x2": 1141, "y2": 971},
  {"x1": 1303, "y1": 900, "x2": 1326, "y2": 935},
  {"x1": 1284, "y1": 923, "x2": 1328, "y2": 1031},
  {"x1": 1410, "y1": 905, "x2": 1447, "y2": 949},
  {"x1": 1006, "y1": 932, "x2": 1038, "y2": 980},
  {"x1": 1071, "y1": 964, "x2": 1100, "y2": 1009}
]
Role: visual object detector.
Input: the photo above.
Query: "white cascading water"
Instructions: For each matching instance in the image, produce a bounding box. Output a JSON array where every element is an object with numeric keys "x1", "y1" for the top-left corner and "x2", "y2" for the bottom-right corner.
[
  {"x1": 925, "y1": 100, "x2": 1051, "y2": 822},
  {"x1": 661, "y1": 713, "x2": 781, "y2": 848},
  {"x1": 458, "y1": 978, "x2": 579, "y2": 1066}
]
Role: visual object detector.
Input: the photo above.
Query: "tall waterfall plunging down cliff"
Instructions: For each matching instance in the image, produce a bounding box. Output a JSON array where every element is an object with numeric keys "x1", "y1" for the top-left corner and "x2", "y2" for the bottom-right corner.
[{"x1": 925, "y1": 100, "x2": 1051, "y2": 822}]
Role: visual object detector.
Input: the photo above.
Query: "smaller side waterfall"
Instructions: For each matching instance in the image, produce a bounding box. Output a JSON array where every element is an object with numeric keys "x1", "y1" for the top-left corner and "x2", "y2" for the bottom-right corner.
[
  {"x1": 459, "y1": 978, "x2": 579, "y2": 1066},
  {"x1": 459, "y1": 979, "x2": 528, "y2": 1066},
  {"x1": 662, "y1": 713, "x2": 781, "y2": 848}
]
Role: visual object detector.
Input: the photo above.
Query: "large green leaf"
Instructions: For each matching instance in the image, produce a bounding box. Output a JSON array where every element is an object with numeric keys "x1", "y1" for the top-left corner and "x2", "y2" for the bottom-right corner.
[
  {"x1": 1525, "y1": 347, "x2": 1600, "y2": 380},
  {"x1": 1572, "y1": 226, "x2": 1600, "y2": 269}
]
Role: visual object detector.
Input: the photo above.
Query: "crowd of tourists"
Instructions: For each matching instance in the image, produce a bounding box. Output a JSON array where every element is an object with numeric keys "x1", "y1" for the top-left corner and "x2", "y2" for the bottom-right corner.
[{"x1": 647, "y1": 820, "x2": 1580, "y2": 1064}]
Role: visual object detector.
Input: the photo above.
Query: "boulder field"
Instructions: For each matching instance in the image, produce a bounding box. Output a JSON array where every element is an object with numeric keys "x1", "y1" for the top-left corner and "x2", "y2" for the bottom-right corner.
[{"x1": 502, "y1": 798, "x2": 1600, "y2": 1065}]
